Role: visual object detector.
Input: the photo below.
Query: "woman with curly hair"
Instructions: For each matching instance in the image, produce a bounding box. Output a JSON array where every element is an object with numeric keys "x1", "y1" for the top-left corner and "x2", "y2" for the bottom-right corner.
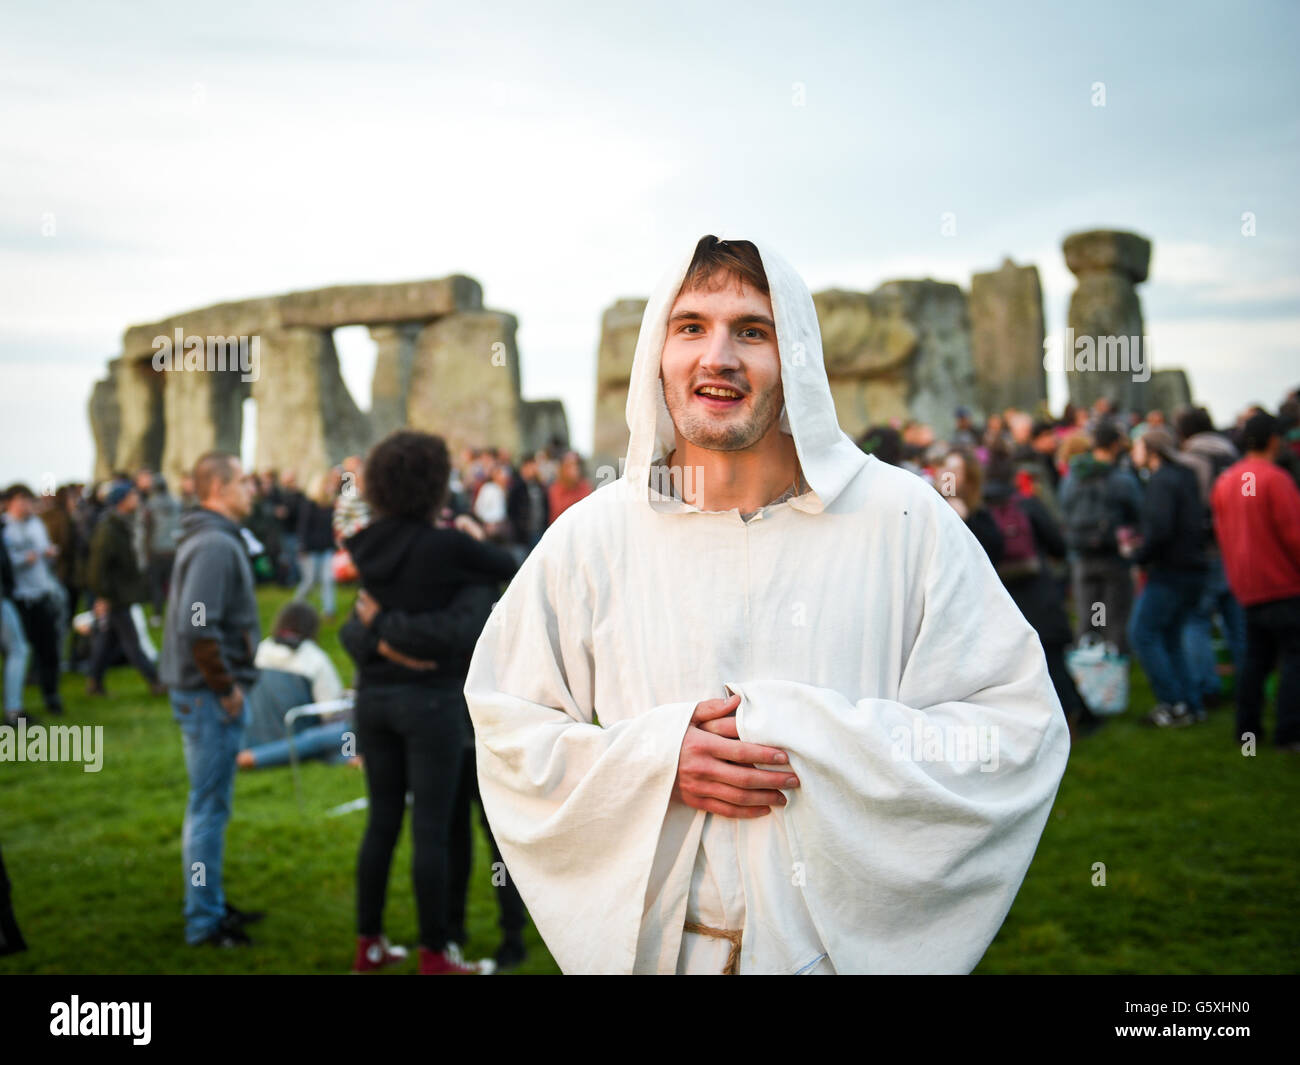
[{"x1": 341, "y1": 430, "x2": 518, "y2": 975}]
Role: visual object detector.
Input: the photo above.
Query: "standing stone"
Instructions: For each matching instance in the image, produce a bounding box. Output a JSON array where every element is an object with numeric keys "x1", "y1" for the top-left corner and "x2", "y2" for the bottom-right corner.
[
  {"x1": 813, "y1": 287, "x2": 919, "y2": 438},
  {"x1": 161, "y1": 361, "x2": 246, "y2": 490},
  {"x1": 369, "y1": 323, "x2": 422, "y2": 439},
  {"x1": 1149, "y1": 368, "x2": 1193, "y2": 415},
  {"x1": 520, "y1": 399, "x2": 570, "y2": 457},
  {"x1": 1063, "y1": 229, "x2": 1153, "y2": 412},
  {"x1": 970, "y1": 258, "x2": 1047, "y2": 417},
  {"x1": 591, "y1": 299, "x2": 647, "y2": 473},
  {"x1": 407, "y1": 311, "x2": 523, "y2": 461},
  {"x1": 114, "y1": 357, "x2": 166, "y2": 475},
  {"x1": 251, "y1": 328, "x2": 372, "y2": 485},
  {"x1": 869, "y1": 280, "x2": 974, "y2": 439},
  {"x1": 88, "y1": 363, "x2": 122, "y2": 482}
]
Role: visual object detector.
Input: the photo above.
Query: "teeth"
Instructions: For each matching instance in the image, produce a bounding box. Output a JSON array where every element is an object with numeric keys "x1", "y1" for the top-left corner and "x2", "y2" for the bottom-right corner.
[{"x1": 698, "y1": 386, "x2": 741, "y2": 398}]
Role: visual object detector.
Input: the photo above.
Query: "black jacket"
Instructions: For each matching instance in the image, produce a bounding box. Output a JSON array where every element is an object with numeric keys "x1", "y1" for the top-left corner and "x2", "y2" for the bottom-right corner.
[
  {"x1": 507, "y1": 476, "x2": 549, "y2": 546},
  {"x1": 297, "y1": 500, "x2": 336, "y2": 553},
  {"x1": 341, "y1": 516, "x2": 517, "y2": 689},
  {"x1": 981, "y1": 484, "x2": 1073, "y2": 647},
  {"x1": 87, "y1": 510, "x2": 148, "y2": 607},
  {"x1": 1134, "y1": 460, "x2": 1207, "y2": 573}
]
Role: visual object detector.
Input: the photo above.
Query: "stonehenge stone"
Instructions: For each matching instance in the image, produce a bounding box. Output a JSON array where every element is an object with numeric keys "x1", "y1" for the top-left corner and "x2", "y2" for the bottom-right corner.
[
  {"x1": 368, "y1": 323, "x2": 422, "y2": 439},
  {"x1": 122, "y1": 298, "x2": 280, "y2": 362},
  {"x1": 1063, "y1": 229, "x2": 1153, "y2": 412},
  {"x1": 970, "y1": 258, "x2": 1047, "y2": 416},
  {"x1": 88, "y1": 363, "x2": 122, "y2": 482},
  {"x1": 248, "y1": 328, "x2": 372, "y2": 488},
  {"x1": 279, "y1": 277, "x2": 482, "y2": 329},
  {"x1": 520, "y1": 399, "x2": 571, "y2": 457},
  {"x1": 591, "y1": 299, "x2": 648, "y2": 470},
  {"x1": 92, "y1": 275, "x2": 563, "y2": 487},
  {"x1": 115, "y1": 356, "x2": 167, "y2": 476},
  {"x1": 1150, "y1": 368, "x2": 1193, "y2": 415},
  {"x1": 860, "y1": 280, "x2": 974, "y2": 439},
  {"x1": 161, "y1": 358, "x2": 246, "y2": 490},
  {"x1": 406, "y1": 311, "x2": 524, "y2": 461}
]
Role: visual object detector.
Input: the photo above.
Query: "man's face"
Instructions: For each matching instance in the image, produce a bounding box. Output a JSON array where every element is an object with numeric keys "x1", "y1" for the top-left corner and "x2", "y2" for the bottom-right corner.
[
  {"x1": 222, "y1": 461, "x2": 252, "y2": 520},
  {"x1": 659, "y1": 275, "x2": 783, "y2": 453},
  {"x1": 119, "y1": 489, "x2": 139, "y2": 515},
  {"x1": 8, "y1": 494, "x2": 32, "y2": 520}
]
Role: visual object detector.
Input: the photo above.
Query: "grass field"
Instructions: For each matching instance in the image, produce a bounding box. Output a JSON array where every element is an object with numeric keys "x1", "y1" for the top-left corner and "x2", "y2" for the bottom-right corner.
[{"x1": 1, "y1": 584, "x2": 1296, "y2": 974}]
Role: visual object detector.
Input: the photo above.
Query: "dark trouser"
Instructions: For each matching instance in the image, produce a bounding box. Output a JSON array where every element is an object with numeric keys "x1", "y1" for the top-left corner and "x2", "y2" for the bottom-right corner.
[
  {"x1": 1236, "y1": 595, "x2": 1300, "y2": 746},
  {"x1": 1072, "y1": 555, "x2": 1134, "y2": 654},
  {"x1": 148, "y1": 553, "x2": 175, "y2": 617},
  {"x1": 1129, "y1": 569, "x2": 1206, "y2": 712},
  {"x1": 14, "y1": 595, "x2": 60, "y2": 707},
  {"x1": 447, "y1": 741, "x2": 526, "y2": 944},
  {"x1": 1044, "y1": 641, "x2": 1086, "y2": 719},
  {"x1": 355, "y1": 684, "x2": 465, "y2": 952},
  {"x1": 88, "y1": 606, "x2": 158, "y2": 686}
]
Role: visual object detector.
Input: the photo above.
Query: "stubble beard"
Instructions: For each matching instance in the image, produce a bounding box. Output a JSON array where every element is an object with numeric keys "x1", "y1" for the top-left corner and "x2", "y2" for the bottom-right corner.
[{"x1": 663, "y1": 378, "x2": 784, "y2": 452}]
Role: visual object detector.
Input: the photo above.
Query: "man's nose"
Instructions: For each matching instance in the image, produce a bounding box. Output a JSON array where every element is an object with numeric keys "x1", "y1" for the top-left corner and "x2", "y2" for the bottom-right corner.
[{"x1": 699, "y1": 330, "x2": 743, "y2": 374}]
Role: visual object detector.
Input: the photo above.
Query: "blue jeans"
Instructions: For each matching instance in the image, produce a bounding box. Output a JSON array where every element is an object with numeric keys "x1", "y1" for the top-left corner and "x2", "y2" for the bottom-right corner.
[
  {"x1": 171, "y1": 687, "x2": 245, "y2": 943},
  {"x1": 295, "y1": 551, "x2": 336, "y2": 617},
  {"x1": 1181, "y1": 554, "x2": 1246, "y2": 700},
  {"x1": 1130, "y1": 570, "x2": 1206, "y2": 711},
  {"x1": 245, "y1": 718, "x2": 351, "y2": 768},
  {"x1": 1, "y1": 598, "x2": 30, "y2": 713}
]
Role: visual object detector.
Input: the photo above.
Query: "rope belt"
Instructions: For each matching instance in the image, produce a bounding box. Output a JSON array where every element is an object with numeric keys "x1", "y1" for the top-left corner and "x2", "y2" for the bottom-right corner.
[{"x1": 684, "y1": 922, "x2": 743, "y2": 975}]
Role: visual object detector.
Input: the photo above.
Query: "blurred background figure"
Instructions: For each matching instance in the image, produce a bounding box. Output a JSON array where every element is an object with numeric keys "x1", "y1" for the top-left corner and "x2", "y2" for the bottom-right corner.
[
  {"x1": 547, "y1": 451, "x2": 591, "y2": 526},
  {"x1": 2, "y1": 484, "x2": 64, "y2": 714},
  {"x1": 295, "y1": 470, "x2": 339, "y2": 622}
]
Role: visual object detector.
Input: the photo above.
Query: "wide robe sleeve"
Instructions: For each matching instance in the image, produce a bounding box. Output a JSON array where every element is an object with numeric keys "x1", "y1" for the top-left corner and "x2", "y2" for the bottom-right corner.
[
  {"x1": 463, "y1": 524, "x2": 699, "y2": 975},
  {"x1": 730, "y1": 497, "x2": 1072, "y2": 974}
]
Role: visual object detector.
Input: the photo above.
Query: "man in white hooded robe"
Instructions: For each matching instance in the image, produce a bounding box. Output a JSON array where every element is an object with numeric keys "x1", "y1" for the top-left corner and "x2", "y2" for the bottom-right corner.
[{"x1": 463, "y1": 235, "x2": 1071, "y2": 975}]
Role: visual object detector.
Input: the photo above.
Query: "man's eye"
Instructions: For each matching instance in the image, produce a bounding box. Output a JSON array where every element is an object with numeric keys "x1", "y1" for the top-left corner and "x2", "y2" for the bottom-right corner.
[{"x1": 740, "y1": 328, "x2": 764, "y2": 339}]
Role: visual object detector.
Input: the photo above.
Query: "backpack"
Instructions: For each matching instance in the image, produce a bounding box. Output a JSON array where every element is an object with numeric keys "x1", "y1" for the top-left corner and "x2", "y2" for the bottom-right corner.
[
  {"x1": 988, "y1": 498, "x2": 1041, "y2": 580},
  {"x1": 1063, "y1": 473, "x2": 1115, "y2": 556}
]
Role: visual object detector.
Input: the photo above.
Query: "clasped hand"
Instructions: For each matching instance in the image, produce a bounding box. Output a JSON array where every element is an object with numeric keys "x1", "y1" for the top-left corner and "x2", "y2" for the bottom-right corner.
[{"x1": 671, "y1": 694, "x2": 799, "y2": 819}]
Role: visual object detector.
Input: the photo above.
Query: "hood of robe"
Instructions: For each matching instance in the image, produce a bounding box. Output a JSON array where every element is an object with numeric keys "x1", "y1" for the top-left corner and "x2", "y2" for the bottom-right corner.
[{"x1": 620, "y1": 236, "x2": 869, "y2": 515}]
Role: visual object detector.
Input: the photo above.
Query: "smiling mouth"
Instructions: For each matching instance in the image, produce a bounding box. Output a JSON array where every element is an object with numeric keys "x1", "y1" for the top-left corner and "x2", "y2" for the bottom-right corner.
[{"x1": 694, "y1": 384, "x2": 745, "y2": 407}]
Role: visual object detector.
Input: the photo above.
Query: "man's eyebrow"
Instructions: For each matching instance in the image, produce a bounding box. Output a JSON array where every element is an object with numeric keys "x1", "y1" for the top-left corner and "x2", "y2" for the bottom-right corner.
[{"x1": 668, "y1": 310, "x2": 776, "y2": 329}]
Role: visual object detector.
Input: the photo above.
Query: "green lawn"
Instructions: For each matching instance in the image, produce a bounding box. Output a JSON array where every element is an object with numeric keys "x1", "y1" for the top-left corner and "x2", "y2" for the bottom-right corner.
[{"x1": 1, "y1": 585, "x2": 1296, "y2": 974}]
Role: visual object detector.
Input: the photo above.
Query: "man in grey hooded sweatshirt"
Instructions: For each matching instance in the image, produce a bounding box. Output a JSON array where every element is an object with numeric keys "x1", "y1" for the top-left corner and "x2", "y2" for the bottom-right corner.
[{"x1": 159, "y1": 451, "x2": 262, "y2": 947}]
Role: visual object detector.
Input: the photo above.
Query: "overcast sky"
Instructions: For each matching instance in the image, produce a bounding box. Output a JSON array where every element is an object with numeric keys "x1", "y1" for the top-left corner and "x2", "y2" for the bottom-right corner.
[{"x1": 3, "y1": 0, "x2": 1297, "y2": 483}]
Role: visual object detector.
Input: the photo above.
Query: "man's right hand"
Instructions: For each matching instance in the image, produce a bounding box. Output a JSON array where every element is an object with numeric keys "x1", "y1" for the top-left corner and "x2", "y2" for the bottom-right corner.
[
  {"x1": 219, "y1": 686, "x2": 244, "y2": 720},
  {"x1": 671, "y1": 694, "x2": 798, "y2": 819}
]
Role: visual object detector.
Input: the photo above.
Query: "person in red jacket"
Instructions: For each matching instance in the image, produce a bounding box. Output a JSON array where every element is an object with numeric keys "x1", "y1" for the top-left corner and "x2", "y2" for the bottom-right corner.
[{"x1": 1211, "y1": 411, "x2": 1300, "y2": 750}]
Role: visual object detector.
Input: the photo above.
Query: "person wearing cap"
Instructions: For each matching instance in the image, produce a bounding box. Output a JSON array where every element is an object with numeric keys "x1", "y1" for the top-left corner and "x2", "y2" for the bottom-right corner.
[
  {"x1": 86, "y1": 479, "x2": 164, "y2": 697},
  {"x1": 1123, "y1": 426, "x2": 1208, "y2": 728}
]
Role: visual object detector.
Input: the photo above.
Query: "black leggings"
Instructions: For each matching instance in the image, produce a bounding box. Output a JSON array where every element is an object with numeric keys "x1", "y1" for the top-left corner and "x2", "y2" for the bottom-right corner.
[
  {"x1": 354, "y1": 684, "x2": 465, "y2": 951},
  {"x1": 88, "y1": 606, "x2": 158, "y2": 685},
  {"x1": 447, "y1": 740, "x2": 526, "y2": 943}
]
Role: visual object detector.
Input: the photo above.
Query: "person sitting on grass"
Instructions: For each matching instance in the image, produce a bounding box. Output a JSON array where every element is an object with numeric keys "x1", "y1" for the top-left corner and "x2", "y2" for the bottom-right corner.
[{"x1": 236, "y1": 600, "x2": 350, "y2": 770}]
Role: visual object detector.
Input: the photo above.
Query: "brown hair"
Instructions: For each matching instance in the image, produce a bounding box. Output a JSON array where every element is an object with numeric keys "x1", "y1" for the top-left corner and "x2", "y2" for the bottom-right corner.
[{"x1": 679, "y1": 235, "x2": 770, "y2": 297}]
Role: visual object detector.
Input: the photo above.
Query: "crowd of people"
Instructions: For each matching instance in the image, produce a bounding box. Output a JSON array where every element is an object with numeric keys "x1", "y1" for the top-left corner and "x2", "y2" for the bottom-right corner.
[
  {"x1": 3, "y1": 389, "x2": 1297, "y2": 971},
  {"x1": 858, "y1": 390, "x2": 1300, "y2": 744},
  {"x1": 0, "y1": 440, "x2": 593, "y2": 972}
]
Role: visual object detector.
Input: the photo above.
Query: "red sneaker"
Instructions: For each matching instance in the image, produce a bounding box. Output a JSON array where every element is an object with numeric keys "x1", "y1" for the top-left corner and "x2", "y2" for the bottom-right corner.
[
  {"x1": 352, "y1": 935, "x2": 409, "y2": 972},
  {"x1": 419, "y1": 946, "x2": 481, "y2": 974}
]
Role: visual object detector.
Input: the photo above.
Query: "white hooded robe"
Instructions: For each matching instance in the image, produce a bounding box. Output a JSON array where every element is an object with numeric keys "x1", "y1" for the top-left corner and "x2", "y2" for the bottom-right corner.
[{"x1": 463, "y1": 237, "x2": 1071, "y2": 974}]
